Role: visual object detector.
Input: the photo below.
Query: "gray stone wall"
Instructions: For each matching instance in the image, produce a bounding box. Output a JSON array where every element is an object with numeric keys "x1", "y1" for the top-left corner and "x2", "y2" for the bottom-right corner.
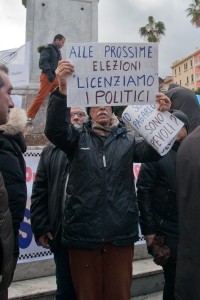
[
  {"x1": 20, "y1": 0, "x2": 99, "y2": 146},
  {"x1": 23, "y1": 0, "x2": 99, "y2": 82},
  {"x1": 13, "y1": 86, "x2": 49, "y2": 145}
]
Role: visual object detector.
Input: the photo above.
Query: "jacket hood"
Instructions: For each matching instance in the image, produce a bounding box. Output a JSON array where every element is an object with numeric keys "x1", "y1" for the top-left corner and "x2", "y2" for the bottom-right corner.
[
  {"x1": 37, "y1": 44, "x2": 53, "y2": 53},
  {"x1": 168, "y1": 83, "x2": 180, "y2": 90},
  {"x1": 0, "y1": 107, "x2": 27, "y2": 135}
]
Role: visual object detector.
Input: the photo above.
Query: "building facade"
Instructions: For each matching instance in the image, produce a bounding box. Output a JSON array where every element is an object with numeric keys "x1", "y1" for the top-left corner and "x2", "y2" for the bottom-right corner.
[{"x1": 171, "y1": 49, "x2": 200, "y2": 91}]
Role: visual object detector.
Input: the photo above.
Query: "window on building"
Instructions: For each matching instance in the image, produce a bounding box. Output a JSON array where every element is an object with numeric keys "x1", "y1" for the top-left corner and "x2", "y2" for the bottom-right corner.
[
  {"x1": 190, "y1": 60, "x2": 193, "y2": 67},
  {"x1": 184, "y1": 63, "x2": 188, "y2": 71},
  {"x1": 180, "y1": 80, "x2": 181, "y2": 85},
  {"x1": 191, "y1": 74, "x2": 194, "y2": 83},
  {"x1": 179, "y1": 66, "x2": 181, "y2": 74},
  {"x1": 186, "y1": 76, "x2": 189, "y2": 84},
  {"x1": 174, "y1": 69, "x2": 176, "y2": 76}
]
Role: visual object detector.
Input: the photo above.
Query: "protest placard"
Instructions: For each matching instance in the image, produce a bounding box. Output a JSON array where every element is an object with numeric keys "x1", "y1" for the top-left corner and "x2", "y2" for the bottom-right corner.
[
  {"x1": 122, "y1": 105, "x2": 184, "y2": 156},
  {"x1": 66, "y1": 42, "x2": 158, "y2": 107}
]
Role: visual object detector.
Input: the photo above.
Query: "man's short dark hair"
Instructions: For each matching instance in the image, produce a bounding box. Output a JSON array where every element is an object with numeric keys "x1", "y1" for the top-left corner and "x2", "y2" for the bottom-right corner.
[
  {"x1": 0, "y1": 64, "x2": 9, "y2": 75},
  {"x1": 54, "y1": 34, "x2": 65, "y2": 41},
  {"x1": 0, "y1": 73, "x2": 4, "y2": 89}
]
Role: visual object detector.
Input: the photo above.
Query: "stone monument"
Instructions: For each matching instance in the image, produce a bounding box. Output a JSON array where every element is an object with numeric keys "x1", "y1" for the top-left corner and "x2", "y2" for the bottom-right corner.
[
  {"x1": 20, "y1": 0, "x2": 99, "y2": 145},
  {"x1": 22, "y1": 0, "x2": 98, "y2": 82}
]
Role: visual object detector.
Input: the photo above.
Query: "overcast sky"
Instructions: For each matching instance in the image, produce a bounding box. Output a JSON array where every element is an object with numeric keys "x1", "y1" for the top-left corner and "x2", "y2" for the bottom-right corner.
[{"x1": 0, "y1": 0, "x2": 199, "y2": 77}]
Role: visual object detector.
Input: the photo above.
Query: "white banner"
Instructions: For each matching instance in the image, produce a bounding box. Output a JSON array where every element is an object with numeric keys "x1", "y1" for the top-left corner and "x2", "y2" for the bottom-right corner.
[
  {"x1": 66, "y1": 42, "x2": 158, "y2": 107},
  {"x1": 122, "y1": 105, "x2": 184, "y2": 156},
  {"x1": 0, "y1": 42, "x2": 30, "y2": 87},
  {"x1": 18, "y1": 149, "x2": 53, "y2": 263}
]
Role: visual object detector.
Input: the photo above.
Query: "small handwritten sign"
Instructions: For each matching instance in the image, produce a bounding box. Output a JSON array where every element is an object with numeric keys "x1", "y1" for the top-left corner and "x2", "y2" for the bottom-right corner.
[
  {"x1": 66, "y1": 43, "x2": 158, "y2": 107},
  {"x1": 122, "y1": 105, "x2": 184, "y2": 156}
]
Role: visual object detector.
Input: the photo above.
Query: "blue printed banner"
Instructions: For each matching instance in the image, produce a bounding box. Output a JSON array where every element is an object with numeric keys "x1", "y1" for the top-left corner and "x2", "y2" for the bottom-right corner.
[
  {"x1": 19, "y1": 149, "x2": 53, "y2": 263},
  {"x1": 66, "y1": 42, "x2": 158, "y2": 107}
]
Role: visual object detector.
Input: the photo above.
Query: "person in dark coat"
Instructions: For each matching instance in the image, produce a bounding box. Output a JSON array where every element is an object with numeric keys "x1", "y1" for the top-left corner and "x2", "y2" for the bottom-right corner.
[
  {"x1": 0, "y1": 170, "x2": 15, "y2": 293},
  {"x1": 27, "y1": 34, "x2": 65, "y2": 124},
  {"x1": 165, "y1": 84, "x2": 200, "y2": 133},
  {"x1": 0, "y1": 69, "x2": 17, "y2": 299},
  {"x1": 44, "y1": 60, "x2": 171, "y2": 300},
  {"x1": 136, "y1": 110, "x2": 189, "y2": 300},
  {"x1": 0, "y1": 106, "x2": 27, "y2": 300},
  {"x1": 175, "y1": 124, "x2": 200, "y2": 300},
  {"x1": 0, "y1": 107, "x2": 27, "y2": 255},
  {"x1": 0, "y1": 172, "x2": 15, "y2": 296},
  {"x1": 31, "y1": 106, "x2": 87, "y2": 300}
]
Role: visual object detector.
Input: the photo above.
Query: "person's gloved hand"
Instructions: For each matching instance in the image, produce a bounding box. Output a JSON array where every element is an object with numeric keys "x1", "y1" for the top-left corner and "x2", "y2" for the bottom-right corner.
[
  {"x1": 147, "y1": 235, "x2": 170, "y2": 266},
  {"x1": 46, "y1": 70, "x2": 55, "y2": 82}
]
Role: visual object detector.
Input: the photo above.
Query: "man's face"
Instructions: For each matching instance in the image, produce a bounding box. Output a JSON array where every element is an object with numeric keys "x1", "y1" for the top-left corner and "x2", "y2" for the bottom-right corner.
[
  {"x1": 0, "y1": 72, "x2": 14, "y2": 125},
  {"x1": 55, "y1": 38, "x2": 65, "y2": 49},
  {"x1": 89, "y1": 106, "x2": 113, "y2": 127},
  {"x1": 70, "y1": 107, "x2": 86, "y2": 126}
]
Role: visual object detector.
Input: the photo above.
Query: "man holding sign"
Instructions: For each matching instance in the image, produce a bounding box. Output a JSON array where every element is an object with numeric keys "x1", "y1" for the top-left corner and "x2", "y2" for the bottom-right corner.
[{"x1": 45, "y1": 60, "x2": 171, "y2": 300}]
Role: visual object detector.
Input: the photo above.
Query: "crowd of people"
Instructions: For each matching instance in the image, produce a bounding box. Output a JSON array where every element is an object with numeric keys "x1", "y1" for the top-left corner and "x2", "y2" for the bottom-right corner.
[{"x1": 1, "y1": 34, "x2": 200, "y2": 300}]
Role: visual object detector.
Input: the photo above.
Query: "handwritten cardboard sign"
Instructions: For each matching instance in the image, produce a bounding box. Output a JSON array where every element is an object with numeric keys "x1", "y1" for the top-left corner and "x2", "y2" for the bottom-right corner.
[
  {"x1": 66, "y1": 43, "x2": 158, "y2": 107},
  {"x1": 122, "y1": 105, "x2": 184, "y2": 156}
]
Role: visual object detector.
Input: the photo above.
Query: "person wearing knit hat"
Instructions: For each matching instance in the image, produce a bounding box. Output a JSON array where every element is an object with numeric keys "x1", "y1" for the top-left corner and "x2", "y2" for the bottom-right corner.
[
  {"x1": 137, "y1": 109, "x2": 189, "y2": 300},
  {"x1": 45, "y1": 60, "x2": 172, "y2": 300}
]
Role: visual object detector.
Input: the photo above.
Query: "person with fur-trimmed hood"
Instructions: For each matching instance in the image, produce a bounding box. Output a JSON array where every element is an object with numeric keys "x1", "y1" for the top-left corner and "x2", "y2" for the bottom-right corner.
[
  {"x1": 0, "y1": 69, "x2": 15, "y2": 299},
  {"x1": 0, "y1": 107, "x2": 27, "y2": 274}
]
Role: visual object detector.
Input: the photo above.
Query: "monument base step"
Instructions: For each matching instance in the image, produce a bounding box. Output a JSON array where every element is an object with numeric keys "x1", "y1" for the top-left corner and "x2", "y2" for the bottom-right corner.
[
  {"x1": 9, "y1": 258, "x2": 164, "y2": 299},
  {"x1": 132, "y1": 291, "x2": 162, "y2": 300}
]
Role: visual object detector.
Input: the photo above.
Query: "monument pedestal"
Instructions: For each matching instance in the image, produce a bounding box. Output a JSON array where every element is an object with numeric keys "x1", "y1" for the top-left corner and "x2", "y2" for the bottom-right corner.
[
  {"x1": 13, "y1": 85, "x2": 49, "y2": 146},
  {"x1": 20, "y1": 0, "x2": 99, "y2": 145}
]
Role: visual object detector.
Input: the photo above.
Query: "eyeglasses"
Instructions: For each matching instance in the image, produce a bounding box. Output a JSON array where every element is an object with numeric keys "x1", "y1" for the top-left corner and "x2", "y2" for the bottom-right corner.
[{"x1": 70, "y1": 112, "x2": 86, "y2": 118}]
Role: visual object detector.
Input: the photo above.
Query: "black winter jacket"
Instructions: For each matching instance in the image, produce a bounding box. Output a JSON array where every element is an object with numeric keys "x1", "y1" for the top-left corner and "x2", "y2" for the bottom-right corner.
[
  {"x1": 136, "y1": 143, "x2": 179, "y2": 238},
  {"x1": 30, "y1": 144, "x2": 68, "y2": 242},
  {"x1": 38, "y1": 44, "x2": 61, "y2": 74},
  {"x1": 45, "y1": 89, "x2": 161, "y2": 249},
  {"x1": 0, "y1": 108, "x2": 27, "y2": 254},
  {"x1": 0, "y1": 172, "x2": 15, "y2": 292}
]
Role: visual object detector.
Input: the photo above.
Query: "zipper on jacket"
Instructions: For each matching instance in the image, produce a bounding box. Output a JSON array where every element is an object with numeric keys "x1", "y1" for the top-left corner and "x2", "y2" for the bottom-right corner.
[
  {"x1": 101, "y1": 150, "x2": 106, "y2": 243},
  {"x1": 103, "y1": 155, "x2": 106, "y2": 167}
]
